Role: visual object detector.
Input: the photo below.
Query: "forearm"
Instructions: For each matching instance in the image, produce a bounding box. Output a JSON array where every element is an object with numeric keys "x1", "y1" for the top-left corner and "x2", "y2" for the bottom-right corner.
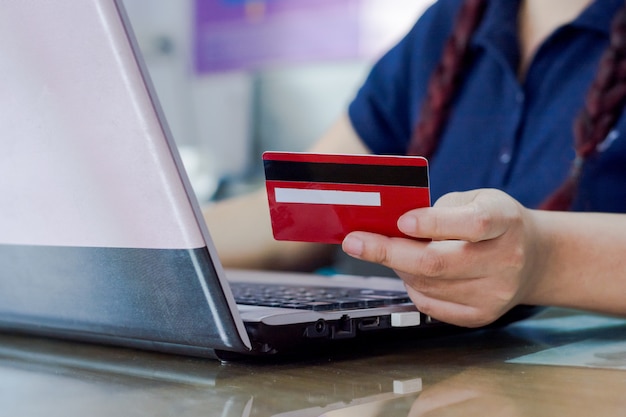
[
  {"x1": 526, "y1": 210, "x2": 626, "y2": 316},
  {"x1": 202, "y1": 188, "x2": 335, "y2": 271},
  {"x1": 203, "y1": 113, "x2": 368, "y2": 272}
]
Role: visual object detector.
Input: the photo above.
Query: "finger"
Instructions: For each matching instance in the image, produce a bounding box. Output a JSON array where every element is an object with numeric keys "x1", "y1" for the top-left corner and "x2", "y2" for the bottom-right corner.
[
  {"x1": 404, "y1": 289, "x2": 493, "y2": 328},
  {"x1": 397, "y1": 189, "x2": 520, "y2": 242},
  {"x1": 343, "y1": 231, "x2": 507, "y2": 279},
  {"x1": 433, "y1": 189, "x2": 483, "y2": 208},
  {"x1": 397, "y1": 270, "x2": 480, "y2": 300},
  {"x1": 398, "y1": 271, "x2": 519, "y2": 321},
  {"x1": 342, "y1": 231, "x2": 446, "y2": 277}
]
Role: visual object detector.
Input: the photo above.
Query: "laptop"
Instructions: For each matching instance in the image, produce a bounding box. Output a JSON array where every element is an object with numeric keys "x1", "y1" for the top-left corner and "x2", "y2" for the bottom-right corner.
[{"x1": 0, "y1": 0, "x2": 533, "y2": 360}]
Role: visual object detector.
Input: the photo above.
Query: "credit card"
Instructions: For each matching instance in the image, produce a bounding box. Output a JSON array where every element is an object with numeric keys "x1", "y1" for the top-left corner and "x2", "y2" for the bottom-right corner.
[{"x1": 263, "y1": 151, "x2": 430, "y2": 244}]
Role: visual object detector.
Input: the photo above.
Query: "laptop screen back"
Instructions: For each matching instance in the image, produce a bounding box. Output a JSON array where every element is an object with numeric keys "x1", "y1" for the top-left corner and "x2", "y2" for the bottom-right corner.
[
  {"x1": 0, "y1": 0, "x2": 203, "y2": 249},
  {"x1": 0, "y1": 0, "x2": 250, "y2": 357}
]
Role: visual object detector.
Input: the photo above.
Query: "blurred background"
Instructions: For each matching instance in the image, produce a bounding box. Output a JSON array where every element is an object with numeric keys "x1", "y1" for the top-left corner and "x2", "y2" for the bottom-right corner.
[{"x1": 122, "y1": 0, "x2": 434, "y2": 202}]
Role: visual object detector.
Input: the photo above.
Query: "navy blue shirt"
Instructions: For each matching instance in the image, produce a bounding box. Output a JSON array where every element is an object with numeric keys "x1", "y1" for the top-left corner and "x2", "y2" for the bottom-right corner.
[{"x1": 349, "y1": 0, "x2": 626, "y2": 212}]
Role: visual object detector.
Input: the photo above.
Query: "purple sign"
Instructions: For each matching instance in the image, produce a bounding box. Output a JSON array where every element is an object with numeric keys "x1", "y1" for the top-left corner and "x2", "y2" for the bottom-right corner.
[{"x1": 194, "y1": 0, "x2": 362, "y2": 73}]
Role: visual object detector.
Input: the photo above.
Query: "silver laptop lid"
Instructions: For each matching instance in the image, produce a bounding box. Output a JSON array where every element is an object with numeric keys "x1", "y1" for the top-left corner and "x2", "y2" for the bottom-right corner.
[{"x1": 0, "y1": 0, "x2": 251, "y2": 356}]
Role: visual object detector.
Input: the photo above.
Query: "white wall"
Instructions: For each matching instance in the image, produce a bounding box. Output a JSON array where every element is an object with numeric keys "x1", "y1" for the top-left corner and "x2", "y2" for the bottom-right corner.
[
  {"x1": 122, "y1": 0, "x2": 433, "y2": 201},
  {"x1": 122, "y1": 0, "x2": 195, "y2": 146}
]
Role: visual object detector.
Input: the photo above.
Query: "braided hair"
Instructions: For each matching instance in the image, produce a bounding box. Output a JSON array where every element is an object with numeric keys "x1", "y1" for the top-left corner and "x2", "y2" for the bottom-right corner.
[{"x1": 408, "y1": 0, "x2": 626, "y2": 211}]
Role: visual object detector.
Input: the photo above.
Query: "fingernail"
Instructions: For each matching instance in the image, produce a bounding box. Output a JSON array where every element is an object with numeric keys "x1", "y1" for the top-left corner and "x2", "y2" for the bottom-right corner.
[
  {"x1": 342, "y1": 235, "x2": 364, "y2": 257},
  {"x1": 397, "y1": 214, "x2": 417, "y2": 233}
]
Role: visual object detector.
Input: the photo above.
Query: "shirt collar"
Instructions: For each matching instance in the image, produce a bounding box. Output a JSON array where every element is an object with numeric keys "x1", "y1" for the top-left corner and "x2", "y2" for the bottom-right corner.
[
  {"x1": 474, "y1": 0, "x2": 624, "y2": 39},
  {"x1": 573, "y1": 0, "x2": 624, "y2": 35},
  {"x1": 471, "y1": 0, "x2": 522, "y2": 71},
  {"x1": 469, "y1": 0, "x2": 624, "y2": 70}
]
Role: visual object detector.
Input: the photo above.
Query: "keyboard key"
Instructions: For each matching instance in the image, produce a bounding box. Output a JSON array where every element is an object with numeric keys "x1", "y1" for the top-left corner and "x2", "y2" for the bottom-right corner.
[{"x1": 231, "y1": 282, "x2": 410, "y2": 311}]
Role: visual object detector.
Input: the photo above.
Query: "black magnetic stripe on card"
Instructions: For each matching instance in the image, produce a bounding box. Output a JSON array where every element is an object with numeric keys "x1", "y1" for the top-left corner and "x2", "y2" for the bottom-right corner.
[{"x1": 264, "y1": 160, "x2": 429, "y2": 187}]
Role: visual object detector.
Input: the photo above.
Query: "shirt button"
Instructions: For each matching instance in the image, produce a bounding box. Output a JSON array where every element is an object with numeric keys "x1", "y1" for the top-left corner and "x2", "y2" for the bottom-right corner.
[
  {"x1": 499, "y1": 152, "x2": 512, "y2": 164},
  {"x1": 515, "y1": 92, "x2": 525, "y2": 104}
]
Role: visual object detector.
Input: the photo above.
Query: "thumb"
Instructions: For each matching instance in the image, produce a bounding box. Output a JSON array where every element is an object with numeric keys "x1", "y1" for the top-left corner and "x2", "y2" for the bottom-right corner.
[{"x1": 397, "y1": 189, "x2": 519, "y2": 242}]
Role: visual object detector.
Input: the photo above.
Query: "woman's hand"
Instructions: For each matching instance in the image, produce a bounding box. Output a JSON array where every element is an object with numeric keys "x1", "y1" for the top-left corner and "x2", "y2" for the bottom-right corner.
[{"x1": 342, "y1": 189, "x2": 544, "y2": 327}]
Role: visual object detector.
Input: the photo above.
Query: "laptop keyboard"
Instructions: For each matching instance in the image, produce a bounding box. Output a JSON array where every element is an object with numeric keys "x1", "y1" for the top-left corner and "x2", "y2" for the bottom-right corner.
[{"x1": 231, "y1": 282, "x2": 411, "y2": 311}]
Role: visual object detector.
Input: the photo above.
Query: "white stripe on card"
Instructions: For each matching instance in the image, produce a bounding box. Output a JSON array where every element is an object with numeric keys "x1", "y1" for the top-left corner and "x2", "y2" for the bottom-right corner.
[{"x1": 274, "y1": 188, "x2": 381, "y2": 206}]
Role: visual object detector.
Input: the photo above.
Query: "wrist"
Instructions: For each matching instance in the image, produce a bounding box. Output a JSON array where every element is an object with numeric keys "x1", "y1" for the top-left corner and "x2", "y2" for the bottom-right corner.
[{"x1": 517, "y1": 208, "x2": 557, "y2": 307}]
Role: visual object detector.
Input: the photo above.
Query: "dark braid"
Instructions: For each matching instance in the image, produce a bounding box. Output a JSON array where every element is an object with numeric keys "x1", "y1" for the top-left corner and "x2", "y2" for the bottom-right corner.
[
  {"x1": 408, "y1": 0, "x2": 487, "y2": 157},
  {"x1": 408, "y1": 0, "x2": 626, "y2": 211},
  {"x1": 541, "y1": 3, "x2": 626, "y2": 210}
]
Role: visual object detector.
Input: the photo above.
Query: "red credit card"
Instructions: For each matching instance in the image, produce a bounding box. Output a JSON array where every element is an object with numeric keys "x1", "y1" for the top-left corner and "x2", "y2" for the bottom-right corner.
[{"x1": 263, "y1": 152, "x2": 430, "y2": 244}]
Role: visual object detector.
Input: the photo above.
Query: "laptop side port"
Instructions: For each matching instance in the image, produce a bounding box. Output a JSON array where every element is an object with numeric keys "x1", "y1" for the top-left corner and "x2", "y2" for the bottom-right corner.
[
  {"x1": 304, "y1": 319, "x2": 329, "y2": 338},
  {"x1": 331, "y1": 315, "x2": 355, "y2": 339}
]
